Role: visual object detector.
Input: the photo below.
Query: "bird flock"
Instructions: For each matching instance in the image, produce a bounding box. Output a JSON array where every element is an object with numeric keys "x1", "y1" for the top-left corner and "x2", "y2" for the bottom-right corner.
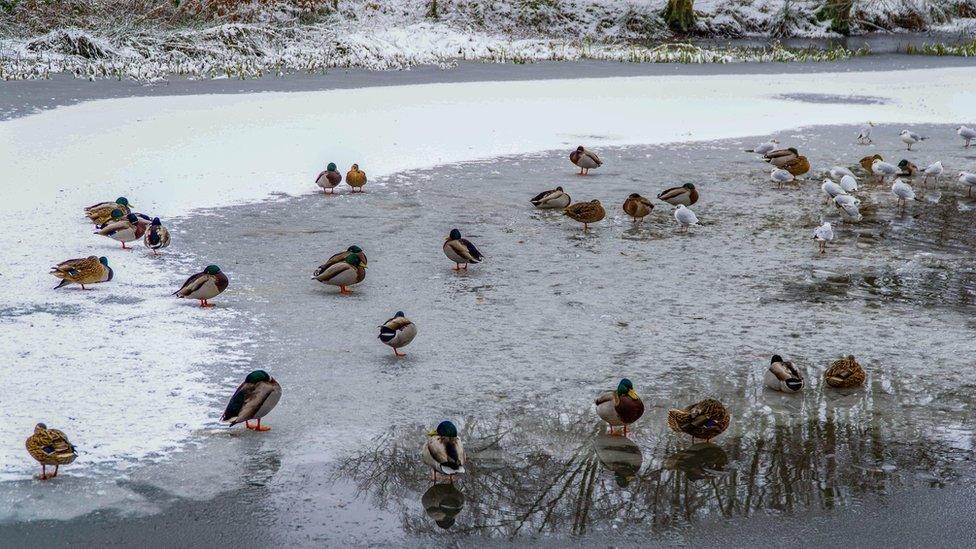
[{"x1": 26, "y1": 124, "x2": 976, "y2": 486}]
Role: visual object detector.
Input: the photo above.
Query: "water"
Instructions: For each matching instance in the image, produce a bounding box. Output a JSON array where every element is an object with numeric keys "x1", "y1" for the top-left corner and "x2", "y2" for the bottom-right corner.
[{"x1": 3, "y1": 123, "x2": 976, "y2": 545}]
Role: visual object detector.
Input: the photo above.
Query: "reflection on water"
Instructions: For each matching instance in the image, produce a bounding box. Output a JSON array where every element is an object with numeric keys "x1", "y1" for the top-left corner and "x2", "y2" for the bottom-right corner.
[{"x1": 336, "y1": 382, "x2": 974, "y2": 538}]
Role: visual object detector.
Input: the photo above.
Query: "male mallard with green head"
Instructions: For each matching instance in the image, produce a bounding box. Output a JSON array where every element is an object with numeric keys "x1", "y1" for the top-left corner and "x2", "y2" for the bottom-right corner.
[
  {"x1": 312, "y1": 253, "x2": 366, "y2": 294},
  {"x1": 221, "y1": 370, "x2": 282, "y2": 432},
  {"x1": 175, "y1": 265, "x2": 229, "y2": 307},
  {"x1": 85, "y1": 196, "x2": 130, "y2": 225},
  {"x1": 95, "y1": 211, "x2": 146, "y2": 249},
  {"x1": 25, "y1": 423, "x2": 77, "y2": 480},
  {"x1": 824, "y1": 355, "x2": 866, "y2": 388},
  {"x1": 422, "y1": 420, "x2": 466, "y2": 482},
  {"x1": 595, "y1": 378, "x2": 645, "y2": 435},
  {"x1": 50, "y1": 256, "x2": 112, "y2": 290},
  {"x1": 667, "y1": 399, "x2": 730, "y2": 442},
  {"x1": 443, "y1": 228, "x2": 483, "y2": 271},
  {"x1": 346, "y1": 163, "x2": 367, "y2": 192},
  {"x1": 570, "y1": 145, "x2": 602, "y2": 175},
  {"x1": 378, "y1": 311, "x2": 417, "y2": 357},
  {"x1": 563, "y1": 199, "x2": 605, "y2": 230},
  {"x1": 897, "y1": 159, "x2": 918, "y2": 177},
  {"x1": 657, "y1": 183, "x2": 699, "y2": 207},
  {"x1": 763, "y1": 147, "x2": 799, "y2": 168},
  {"x1": 622, "y1": 193, "x2": 654, "y2": 222},
  {"x1": 317, "y1": 245, "x2": 367, "y2": 273},
  {"x1": 143, "y1": 217, "x2": 170, "y2": 255},
  {"x1": 316, "y1": 162, "x2": 342, "y2": 193},
  {"x1": 530, "y1": 187, "x2": 571, "y2": 209},
  {"x1": 764, "y1": 354, "x2": 804, "y2": 393}
]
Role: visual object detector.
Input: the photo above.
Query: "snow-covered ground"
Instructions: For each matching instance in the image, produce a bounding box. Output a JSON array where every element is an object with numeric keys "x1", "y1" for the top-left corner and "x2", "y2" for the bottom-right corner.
[{"x1": 1, "y1": 64, "x2": 975, "y2": 482}]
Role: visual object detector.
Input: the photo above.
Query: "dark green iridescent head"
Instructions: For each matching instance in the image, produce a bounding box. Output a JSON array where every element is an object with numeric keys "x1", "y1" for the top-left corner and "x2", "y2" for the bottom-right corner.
[
  {"x1": 204, "y1": 265, "x2": 221, "y2": 275},
  {"x1": 116, "y1": 197, "x2": 129, "y2": 206},
  {"x1": 449, "y1": 228, "x2": 462, "y2": 240},
  {"x1": 151, "y1": 217, "x2": 161, "y2": 226},
  {"x1": 435, "y1": 421, "x2": 458, "y2": 437},
  {"x1": 245, "y1": 370, "x2": 271, "y2": 383},
  {"x1": 616, "y1": 378, "x2": 634, "y2": 395},
  {"x1": 683, "y1": 183, "x2": 696, "y2": 190},
  {"x1": 344, "y1": 254, "x2": 364, "y2": 267},
  {"x1": 98, "y1": 256, "x2": 109, "y2": 266},
  {"x1": 347, "y1": 245, "x2": 363, "y2": 254},
  {"x1": 327, "y1": 162, "x2": 337, "y2": 171},
  {"x1": 110, "y1": 208, "x2": 124, "y2": 219}
]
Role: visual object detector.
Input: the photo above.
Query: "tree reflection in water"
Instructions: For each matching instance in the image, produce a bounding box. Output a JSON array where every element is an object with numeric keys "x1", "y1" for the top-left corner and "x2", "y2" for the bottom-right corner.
[{"x1": 335, "y1": 383, "x2": 974, "y2": 539}]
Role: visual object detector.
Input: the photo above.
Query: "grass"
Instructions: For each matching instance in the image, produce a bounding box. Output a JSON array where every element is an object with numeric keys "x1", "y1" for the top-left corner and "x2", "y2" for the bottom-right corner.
[{"x1": 905, "y1": 40, "x2": 976, "y2": 57}]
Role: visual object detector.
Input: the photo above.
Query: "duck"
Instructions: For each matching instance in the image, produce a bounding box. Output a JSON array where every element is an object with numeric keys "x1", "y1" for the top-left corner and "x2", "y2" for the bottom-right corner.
[
  {"x1": 143, "y1": 217, "x2": 171, "y2": 255},
  {"x1": 899, "y1": 129, "x2": 926, "y2": 150},
  {"x1": 378, "y1": 311, "x2": 417, "y2": 357},
  {"x1": 421, "y1": 484, "x2": 465, "y2": 529},
  {"x1": 897, "y1": 159, "x2": 918, "y2": 177},
  {"x1": 84, "y1": 196, "x2": 130, "y2": 225},
  {"x1": 50, "y1": 256, "x2": 112, "y2": 290},
  {"x1": 872, "y1": 159, "x2": 899, "y2": 183},
  {"x1": 859, "y1": 154, "x2": 883, "y2": 173},
  {"x1": 764, "y1": 354, "x2": 804, "y2": 392},
  {"x1": 813, "y1": 221, "x2": 833, "y2": 254},
  {"x1": 25, "y1": 423, "x2": 77, "y2": 480},
  {"x1": 622, "y1": 193, "x2": 654, "y2": 222},
  {"x1": 657, "y1": 183, "x2": 699, "y2": 206},
  {"x1": 667, "y1": 399, "x2": 730, "y2": 442},
  {"x1": 783, "y1": 155, "x2": 811, "y2": 177},
  {"x1": 312, "y1": 253, "x2": 366, "y2": 294},
  {"x1": 763, "y1": 147, "x2": 799, "y2": 168},
  {"x1": 824, "y1": 355, "x2": 866, "y2": 388},
  {"x1": 563, "y1": 199, "x2": 605, "y2": 230},
  {"x1": 891, "y1": 178, "x2": 918, "y2": 208},
  {"x1": 95, "y1": 212, "x2": 146, "y2": 249},
  {"x1": 958, "y1": 125, "x2": 976, "y2": 148},
  {"x1": 673, "y1": 204, "x2": 698, "y2": 232},
  {"x1": 316, "y1": 162, "x2": 342, "y2": 194},
  {"x1": 770, "y1": 168, "x2": 794, "y2": 188},
  {"x1": 570, "y1": 145, "x2": 602, "y2": 175},
  {"x1": 839, "y1": 174, "x2": 858, "y2": 193},
  {"x1": 530, "y1": 187, "x2": 571, "y2": 209},
  {"x1": 221, "y1": 370, "x2": 282, "y2": 431},
  {"x1": 958, "y1": 172, "x2": 976, "y2": 197},
  {"x1": 745, "y1": 138, "x2": 778, "y2": 155},
  {"x1": 175, "y1": 264, "x2": 229, "y2": 307},
  {"x1": 594, "y1": 378, "x2": 645, "y2": 435},
  {"x1": 422, "y1": 420, "x2": 466, "y2": 482},
  {"x1": 443, "y1": 228, "x2": 483, "y2": 270},
  {"x1": 829, "y1": 166, "x2": 855, "y2": 180},
  {"x1": 346, "y1": 163, "x2": 367, "y2": 192},
  {"x1": 921, "y1": 161, "x2": 943, "y2": 186},
  {"x1": 316, "y1": 245, "x2": 368, "y2": 274},
  {"x1": 857, "y1": 122, "x2": 874, "y2": 144}
]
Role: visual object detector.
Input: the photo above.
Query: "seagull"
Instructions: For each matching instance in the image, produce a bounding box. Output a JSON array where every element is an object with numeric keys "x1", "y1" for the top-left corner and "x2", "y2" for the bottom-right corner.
[
  {"x1": 857, "y1": 122, "x2": 874, "y2": 145},
  {"x1": 813, "y1": 222, "x2": 833, "y2": 254},
  {"x1": 770, "y1": 168, "x2": 795, "y2": 188},
  {"x1": 899, "y1": 129, "x2": 926, "y2": 150},
  {"x1": 834, "y1": 194, "x2": 862, "y2": 222},
  {"x1": 829, "y1": 166, "x2": 855, "y2": 180},
  {"x1": 922, "y1": 161, "x2": 943, "y2": 186},
  {"x1": 839, "y1": 174, "x2": 858, "y2": 192},
  {"x1": 958, "y1": 125, "x2": 976, "y2": 148},
  {"x1": 891, "y1": 178, "x2": 917, "y2": 208},
  {"x1": 959, "y1": 172, "x2": 976, "y2": 197},
  {"x1": 674, "y1": 204, "x2": 698, "y2": 232},
  {"x1": 746, "y1": 139, "x2": 779, "y2": 155},
  {"x1": 821, "y1": 179, "x2": 847, "y2": 203},
  {"x1": 872, "y1": 159, "x2": 899, "y2": 183}
]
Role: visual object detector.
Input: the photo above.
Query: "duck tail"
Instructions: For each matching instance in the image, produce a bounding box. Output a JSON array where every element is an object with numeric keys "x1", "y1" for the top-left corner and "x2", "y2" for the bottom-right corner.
[{"x1": 53, "y1": 279, "x2": 70, "y2": 289}]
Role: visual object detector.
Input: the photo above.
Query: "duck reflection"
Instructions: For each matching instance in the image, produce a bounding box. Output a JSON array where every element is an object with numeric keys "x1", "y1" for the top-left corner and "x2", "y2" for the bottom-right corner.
[
  {"x1": 664, "y1": 442, "x2": 728, "y2": 481},
  {"x1": 421, "y1": 483, "x2": 465, "y2": 529},
  {"x1": 592, "y1": 434, "x2": 643, "y2": 487}
]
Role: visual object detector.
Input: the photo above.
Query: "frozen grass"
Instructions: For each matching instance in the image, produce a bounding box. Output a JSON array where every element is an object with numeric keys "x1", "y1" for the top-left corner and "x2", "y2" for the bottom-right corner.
[{"x1": 906, "y1": 38, "x2": 976, "y2": 56}]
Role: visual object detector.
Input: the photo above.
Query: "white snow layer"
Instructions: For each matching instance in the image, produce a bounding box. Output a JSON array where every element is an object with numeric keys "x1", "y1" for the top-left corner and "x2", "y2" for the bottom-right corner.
[{"x1": 1, "y1": 66, "x2": 975, "y2": 479}]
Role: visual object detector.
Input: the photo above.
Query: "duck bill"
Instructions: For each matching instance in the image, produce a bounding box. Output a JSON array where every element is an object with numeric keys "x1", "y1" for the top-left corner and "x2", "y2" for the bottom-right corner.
[
  {"x1": 627, "y1": 389, "x2": 640, "y2": 400},
  {"x1": 427, "y1": 429, "x2": 438, "y2": 437}
]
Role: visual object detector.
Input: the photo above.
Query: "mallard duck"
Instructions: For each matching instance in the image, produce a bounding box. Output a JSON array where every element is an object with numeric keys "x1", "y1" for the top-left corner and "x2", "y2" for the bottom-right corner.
[
  {"x1": 667, "y1": 398, "x2": 730, "y2": 442},
  {"x1": 443, "y1": 228, "x2": 483, "y2": 270},
  {"x1": 897, "y1": 159, "x2": 918, "y2": 177},
  {"x1": 346, "y1": 163, "x2": 367, "y2": 192},
  {"x1": 378, "y1": 311, "x2": 417, "y2": 357},
  {"x1": 421, "y1": 483, "x2": 465, "y2": 529},
  {"x1": 593, "y1": 434, "x2": 643, "y2": 487},
  {"x1": 825, "y1": 355, "x2": 866, "y2": 388},
  {"x1": 563, "y1": 199, "x2": 605, "y2": 230},
  {"x1": 25, "y1": 423, "x2": 77, "y2": 480},
  {"x1": 530, "y1": 187, "x2": 571, "y2": 209},
  {"x1": 422, "y1": 420, "x2": 466, "y2": 482},
  {"x1": 899, "y1": 129, "x2": 926, "y2": 150},
  {"x1": 221, "y1": 370, "x2": 281, "y2": 431},
  {"x1": 316, "y1": 162, "x2": 342, "y2": 193},
  {"x1": 84, "y1": 196, "x2": 130, "y2": 225},
  {"x1": 764, "y1": 354, "x2": 804, "y2": 393},
  {"x1": 958, "y1": 125, "x2": 976, "y2": 148},
  {"x1": 594, "y1": 378, "x2": 645, "y2": 435},
  {"x1": 143, "y1": 217, "x2": 170, "y2": 255},
  {"x1": 174, "y1": 264, "x2": 229, "y2": 307},
  {"x1": 859, "y1": 154, "x2": 883, "y2": 172},
  {"x1": 763, "y1": 147, "x2": 799, "y2": 168},
  {"x1": 673, "y1": 204, "x2": 698, "y2": 232},
  {"x1": 657, "y1": 183, "x2": 699, "y2": 206},
  {"x1": 622, "y1": 193, "x2": 653, "y2": 222},
  {"x1": 857, "y1": 122, "x2": 874, "y2": 144},
  {"x1": 813, "y1": 222, "x2": 833, "y2": 254},
  {"x1": 95, "y1": 212, "x2": 146, "y2": 249},
  {"x1": 316, "y1": 246, "x2": 368, "y2": 276},
  {"x1": 312, "y1": 253, "x2": 366, "y2": 294},
  {"x1": 50, "y1": 256, "x2": 112, "y2": 290},
  {"x1": 570, "y1": 145, "x2": 602, "y2": 175},
  {"x1": 783, "y1": 155, "x2": 810, "y2": 177},
  {"x1": 95, "y1": 208, "x2": 125, "y2": 229}
]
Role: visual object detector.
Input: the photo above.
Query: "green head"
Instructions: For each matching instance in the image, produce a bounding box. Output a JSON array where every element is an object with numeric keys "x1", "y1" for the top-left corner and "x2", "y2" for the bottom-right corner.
[
  {"x1": 110, "y1": 208, "x2": 124, "y2": 219},
  {"x1": 683, "y1": 183, "x2": 695, "y2": 190},
  {"x1": 347, "y1": 245, "x2": 362, "y2": 254},
  {"x1": 345, "y1": 254, "x2": 364, "y2": 268},
  {"x1": 616, "y1": 378, "x2": 639, "y2": 400},
  {"x1": 116, "y1": 197, "x2": 129, "y2": 206},
  {"x1": 327, "y1": 162, "x2": 337, "y2": 171},
  {"x1": 98, "y1": 256, "x2": 109, "y2": 266},
  {"x1": 430, "y1": 420, "x2": 458, "y2": 437},
  {"x1": 897, "y1": 159, "x2": 910, "y2": 168},
  {"x1": 204, "y1": 265, "x2": 221, "y2": 275},
  {"x1": 244, "y1": 370, "x2": 271, "y2": 383}
]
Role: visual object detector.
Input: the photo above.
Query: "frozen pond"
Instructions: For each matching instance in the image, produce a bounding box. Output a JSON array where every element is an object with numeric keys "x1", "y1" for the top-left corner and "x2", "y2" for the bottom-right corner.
[{"x1": 4, "y1": 122, "x2": 975, "y2": 545}]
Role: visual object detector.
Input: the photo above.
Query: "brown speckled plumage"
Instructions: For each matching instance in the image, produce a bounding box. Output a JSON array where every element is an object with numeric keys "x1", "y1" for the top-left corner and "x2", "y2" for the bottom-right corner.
[
  {"x1": 825, "y1": 355, "x2": 866, "y2": 388},
  {"x1": 667, "y1": 399, "x2": 730, "y2": 441}
]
